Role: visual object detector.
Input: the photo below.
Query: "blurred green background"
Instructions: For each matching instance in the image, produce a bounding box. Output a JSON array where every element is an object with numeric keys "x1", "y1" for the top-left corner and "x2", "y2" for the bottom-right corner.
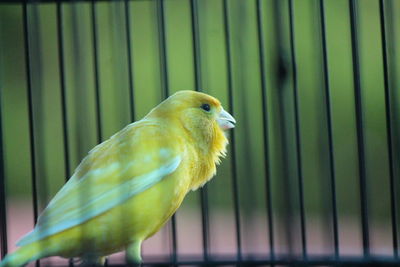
[{"x1": 0, "y1": 0, "x2": 399, "y2": 257}]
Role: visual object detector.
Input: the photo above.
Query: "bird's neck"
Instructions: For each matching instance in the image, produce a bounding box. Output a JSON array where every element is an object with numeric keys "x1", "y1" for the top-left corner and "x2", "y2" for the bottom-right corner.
[{"x1": 188, "y1": 129, "x2": 228, "y2": 191}]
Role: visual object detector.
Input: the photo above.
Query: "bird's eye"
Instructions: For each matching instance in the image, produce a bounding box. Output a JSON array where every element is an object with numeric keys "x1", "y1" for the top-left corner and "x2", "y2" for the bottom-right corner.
[{"x1": 201, "y1": 103, "x2": 211, "y2": 112}]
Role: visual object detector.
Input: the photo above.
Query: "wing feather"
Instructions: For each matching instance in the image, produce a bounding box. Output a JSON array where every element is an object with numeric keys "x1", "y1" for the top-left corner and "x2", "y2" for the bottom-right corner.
[
  {"x1": 17, "y1": 122, "x2": 183, "y2": 246},
  {"x1": 17, "y1": 155, "x2": 180, "y2": 246}
]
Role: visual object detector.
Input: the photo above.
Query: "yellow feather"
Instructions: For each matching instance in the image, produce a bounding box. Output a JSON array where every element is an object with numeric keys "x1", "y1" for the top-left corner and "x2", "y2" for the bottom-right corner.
[{"x1": 0, "y1": 91, "x2": 234, "y2": 266}]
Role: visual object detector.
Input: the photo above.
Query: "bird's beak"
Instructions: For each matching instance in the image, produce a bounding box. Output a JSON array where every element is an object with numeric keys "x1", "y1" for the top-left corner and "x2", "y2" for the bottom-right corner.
[{"x1": 217, "y1": 108, "x2": 236, "y2": 130}]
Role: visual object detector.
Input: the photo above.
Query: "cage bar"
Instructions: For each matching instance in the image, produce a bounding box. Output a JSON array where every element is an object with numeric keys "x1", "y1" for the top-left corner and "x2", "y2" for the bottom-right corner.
[
  {"x1": 288, "y1": 0, "x2": 307, "y2": 259},
  {"x1": 56, "y1": 4, "x2": 75, "y2": 266},
  {"x1": 155, "y1": 0, "x2": 177, "y2": 264},
  {"x1": 318, "y1": 0, "x2": 339, "y2": 258},
  {"x1": 22, "y1": 1, "x2": 39, "y2": 227},
  {"x1": 157, "y1": 0, "x2": 169, "y2": 99},
  {"x1": 348, "y1": 0, "x2": 370, "y2": 256},
  {"x1": 0, "y1": 53, "x2": 7, "y2": 260},
  {"x1": 108, "y1": 255, "x2": 400, "y2": 266},
  {"x1": 189, "y1": 0, "x2": 210, "y2": 261},
  {"x1": 91, "y1": 0, "x2": 102, "y2": 143},
  {"x1": 124, "y1": 0, "x2": 135, "y2": 122},
  {"x1": 22, "y1": 3, "x2": 42, "y2": 267},
  {"x1": 255, "y1": 0, "x2": 274, "y2": 260},
  {"x1": 56, "y1": 2, "x2": 71, "y2": 182},
  {"x1": 271, "y1": 0, "x2": 295, "y2": 256},
  {"x1": 222, "y1": 0, "x2": 242, "y2": 260},
  {"x1": 378, "y1": 0, "x2": 399, "y2": 258}
]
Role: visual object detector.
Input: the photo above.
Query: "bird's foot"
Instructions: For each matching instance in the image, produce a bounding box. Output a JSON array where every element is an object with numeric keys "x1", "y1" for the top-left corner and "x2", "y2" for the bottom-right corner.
[
  {"x1": 126, "y1": 241, "x2": 142, "y2": 266},
  {"x1": 79, "y1": 256, "x2": 106, "y2": 266}
]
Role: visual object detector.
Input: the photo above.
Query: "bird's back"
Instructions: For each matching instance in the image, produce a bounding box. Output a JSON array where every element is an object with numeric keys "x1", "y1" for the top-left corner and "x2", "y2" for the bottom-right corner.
[{"x1": 16, "y1": 118, "x2": 192, "y2": 258}]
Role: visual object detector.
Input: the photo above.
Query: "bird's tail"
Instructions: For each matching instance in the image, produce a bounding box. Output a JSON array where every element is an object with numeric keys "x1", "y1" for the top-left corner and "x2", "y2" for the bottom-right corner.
[{"x1": 0, "y1": 242, "x2": 49, "y2": 267}]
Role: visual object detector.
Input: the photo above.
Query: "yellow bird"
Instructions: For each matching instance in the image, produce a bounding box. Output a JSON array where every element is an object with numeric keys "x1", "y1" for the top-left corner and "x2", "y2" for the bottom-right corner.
[{"x1": 0, "y1": 90, "x2": 235, "y2": 266}]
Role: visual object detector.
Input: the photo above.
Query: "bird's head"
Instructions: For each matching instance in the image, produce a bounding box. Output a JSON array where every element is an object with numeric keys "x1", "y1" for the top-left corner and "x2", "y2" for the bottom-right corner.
[{"x1": 147, "y1": 90, "x2": 235, "y2": 159}]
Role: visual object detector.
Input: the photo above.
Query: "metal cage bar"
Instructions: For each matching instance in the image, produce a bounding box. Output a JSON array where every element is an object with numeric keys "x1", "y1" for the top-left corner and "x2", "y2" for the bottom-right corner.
[
  {"x1": 318, "y1": 0, "x2": 339, "y2": 258},
  {"x1": 56, "y1": 4, "x2": 75, "y2": 266},
  {"x1": 56, "y1": 1, "x2": 70, "y2": 184},
  {"x1": 379, "y1": 0, "x2": 399, "y2": 258},
  {"x1": 222, "y1": 0, "x2": 242, "y2": 261},
  {"x1": 155, "y1": 0, "x2": 178, "y2": 264},
  {"x1": 91, "y1": 0, "x2": 103, "y2": 143},
  {"x1": 0, "y1": 51, "x2": 7, "y2": 260},
  {"x1": 22, "y1": 1, "x2": 40, "y2": 229},
  {"x1": 348, "y1": 0, "x2": 370, "y2": 256},
  {"x1": 124, "y1": 0, "x2": 136, "y2": 122},
  {"x1": 272, "y1": 0, "x2": 298, "y2": 257},
  {"x1": 255, "y1": 0, "x2": 275, "y2": 261},
  {"x1": 22, "y1": 3, "x2": 43, "y2": 267},
  {"x1": 188, "y1": 0, "x2": 210, "y2": 261},
  {"x1": 287, "y1": 0, "x2": 307, "y2": 259}
]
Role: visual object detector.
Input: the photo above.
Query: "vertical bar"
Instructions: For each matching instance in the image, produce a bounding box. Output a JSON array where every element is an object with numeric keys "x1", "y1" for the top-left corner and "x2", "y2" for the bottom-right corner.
[
  {"x1": 124, "y1": 0, "x2": 136, "y2": 122},
  {"x1": 198, "y1": 167, "x2": 209, "y2": 260},
  {"x1": 287, "y1": 0, "x2": 307, "y2": 259},
  {"x1": 157, "y1": 0, "x2": 169, "y2": 99},
  {"x1": 222, "y1": 0, "x2": 242, "y2": 261},
  {"x1": 23, "y1": 1, "x2": 39, "y2": 228},
  {"x1": 156, "y1": 0, "x2": 177, "y2": 264},
  {"x1": 91, "y1": 0, "x2": 102, "y2": 144},
  {"x1": 90, "y1": 2, "x2": 103, "y2": 263},
  {"x1": 56, "y1": 4, "x2": 73, "y2": 266},
  {"x1": 190, "y1": 0, "x2": 202, "y2": 91},
  {"x1": 30, "y1": 3, "x2": 50, "y2": 212},
  {"x1": 319, "y1": 0, "x2": 339, "y2": 258},
  {"x1": 272, "y1": 0, "x2": 294, "y2": 256},
  {"x1": 56, "y1": 2, "x2": 70, "y2": 184},
  {"x1": 255, "y1": 0, "x2": 274, "y2": 260},
  {"x1": 70, "y1": 4, "x2": 90, "y2": 160},
  {"x1": 0, "y1": 53, "x2": 7, "y2": 260},
  {"x1": 189, "y1": 0, "x2": 210, "y2": 261},
  {"x1": 22, "y1": 3, "x2": 40, "y2": 267},
  {"x1": 348, "y1": 0, "x2": 369, "y2": 256},
  {"x1": 0, "y1": 14, "x2": 6, "y2": 258},
  {"x1": 379, "y1": 0, "x2": 398, "y2": 258}
]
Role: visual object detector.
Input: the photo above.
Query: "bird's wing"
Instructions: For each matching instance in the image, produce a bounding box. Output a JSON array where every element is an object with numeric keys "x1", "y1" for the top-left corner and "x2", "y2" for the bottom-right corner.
[{"x1": 17, "y1": 122, "x2": 182, "y2": 246}]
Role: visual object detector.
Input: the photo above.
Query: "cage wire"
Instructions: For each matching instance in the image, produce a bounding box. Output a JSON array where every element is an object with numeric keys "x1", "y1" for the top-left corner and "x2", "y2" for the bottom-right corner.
[{"x1": 0, "y1": 0, "x2": 400, "y2": 266}]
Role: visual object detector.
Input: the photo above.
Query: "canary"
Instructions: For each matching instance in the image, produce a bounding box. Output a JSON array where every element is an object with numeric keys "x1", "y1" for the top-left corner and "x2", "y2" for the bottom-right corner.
[{"x1": 0, "y1": 90, "x2": 235, "y2": 266}]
